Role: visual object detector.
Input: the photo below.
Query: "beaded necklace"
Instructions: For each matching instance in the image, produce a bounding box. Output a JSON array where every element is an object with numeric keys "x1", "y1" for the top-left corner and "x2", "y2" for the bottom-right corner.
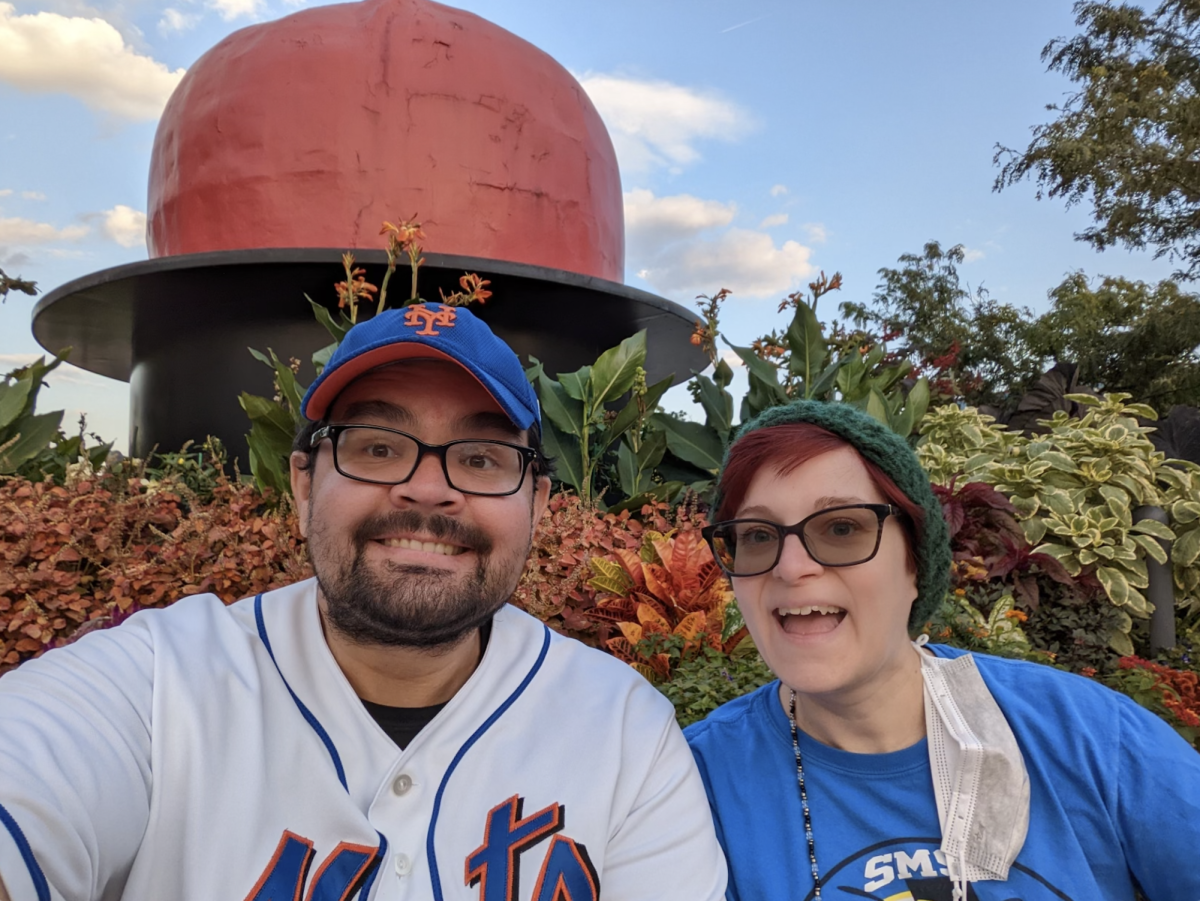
[{"x1": 788, "y1": 689, "x2": 821, "y2": 897}]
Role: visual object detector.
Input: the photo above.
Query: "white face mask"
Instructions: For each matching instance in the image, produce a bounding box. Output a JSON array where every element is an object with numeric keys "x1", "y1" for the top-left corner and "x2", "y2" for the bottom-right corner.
[{"x1": 916, "y1": 643, "x2": 1031, "y2": 901}]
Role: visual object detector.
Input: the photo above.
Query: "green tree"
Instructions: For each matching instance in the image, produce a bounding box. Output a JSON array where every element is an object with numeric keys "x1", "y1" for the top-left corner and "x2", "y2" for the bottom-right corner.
[
  {"x1": 841, "y1": 241, "x2": 1041, "y2": 409},
  {"x1": 995, "y1": 0, "x2": 1200, "y2": 279},
  {"x1": 1027, "y1": 272, "x2": 1200, "y2": 412}
]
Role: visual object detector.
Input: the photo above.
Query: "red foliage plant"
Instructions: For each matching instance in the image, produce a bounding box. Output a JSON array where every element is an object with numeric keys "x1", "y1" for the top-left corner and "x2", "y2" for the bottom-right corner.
[
  {"x1": 935, "y1": 480, "x2": 1080, "y2": 608},
  {"x1": 0, "y1": 474, "x2": 310, "y2": 674},
  {"x1": 510, "y1": 494, "x2": 704, "y2": 647}
]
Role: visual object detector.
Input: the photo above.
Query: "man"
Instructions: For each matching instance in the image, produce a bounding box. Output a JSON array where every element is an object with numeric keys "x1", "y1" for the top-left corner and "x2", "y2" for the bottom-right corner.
[{"x1": 0, "y1": 304, "x2": 727, "y2": 901}]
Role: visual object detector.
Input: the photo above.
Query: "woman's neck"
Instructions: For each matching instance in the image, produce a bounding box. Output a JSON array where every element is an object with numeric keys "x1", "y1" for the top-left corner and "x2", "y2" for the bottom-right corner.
[{"x1": 780, "y1": 644, "x2": 927, "y2": 754}]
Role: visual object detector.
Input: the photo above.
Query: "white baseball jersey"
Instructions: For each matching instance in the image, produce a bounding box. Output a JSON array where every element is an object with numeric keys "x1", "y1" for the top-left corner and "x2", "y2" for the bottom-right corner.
[{"x1": 0, "y1": 579, "x2": 727, "y2": 901}]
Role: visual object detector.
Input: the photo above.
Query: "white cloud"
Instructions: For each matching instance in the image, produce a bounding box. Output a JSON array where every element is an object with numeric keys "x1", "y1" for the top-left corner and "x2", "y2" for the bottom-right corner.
[
  {"x1": 625, "y1": 189, "x2": 815, "y2": 299},
  {"x1": 100, "y1": 204, "x2": 146, "y2": 248},
  {"x1": 0, "y1": 216, "x2": 88, "y2": 244},
  {"x1": 759, "y1": 213, "x2": 788, "y2": 229},
  {"x1": 157, "y1": 8, "x2": 198, "y2": 34},
  {"x1": 209, "y1": 0, "x2": 263, "y2": 21},
  {"x1": 770, "y1": 184, "x2": 788, "y2": 197},
  {"x1": 802, "y1": 222, "x2": 827, "y2": 244},
  {"x1": 625, "y1": 189, "x2": 735, "y2": 245},
  {"x1": 636, "y1": 227, "x2": 814, "y2": 300},
  {"x1": 577, "y1": 73, "x2": 750, "y2": 175},
  {"x1": 962, "y1": 247, "x2": 985, "y2": 263},
  {"x1": 0, "y1": 188, "x2": 12, "y2": 197},
  {"x1": 719, "y1": 349, "x2": 744, "y2": 368},
  {"x1": 21, "y1": 191, "x2": 45, "y2": 201},
  {"x1": 0, "y1": 2, "x2": 186, "y2": 120}
]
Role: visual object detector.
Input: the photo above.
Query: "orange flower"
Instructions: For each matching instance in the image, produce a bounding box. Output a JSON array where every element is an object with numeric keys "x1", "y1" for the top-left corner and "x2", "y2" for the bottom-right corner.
[{"x1": 1003, "y1": 609, "x2": 1028, "y2": 623}]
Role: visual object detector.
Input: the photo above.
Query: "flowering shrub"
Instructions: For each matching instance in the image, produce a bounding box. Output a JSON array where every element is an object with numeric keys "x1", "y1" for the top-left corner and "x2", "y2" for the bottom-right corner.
[
  {"x1": 0, "y1": 471, "x2": 309, "y2": 673},
  {"x1": 1097, "y1": 656, "x2": 1200, "y2": 748}
]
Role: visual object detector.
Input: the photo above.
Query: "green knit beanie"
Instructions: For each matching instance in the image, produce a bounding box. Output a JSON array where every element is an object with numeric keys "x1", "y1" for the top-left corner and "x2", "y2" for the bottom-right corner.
[{"x1": 718, "y1": 400, "x2": 951, "y2": 633}]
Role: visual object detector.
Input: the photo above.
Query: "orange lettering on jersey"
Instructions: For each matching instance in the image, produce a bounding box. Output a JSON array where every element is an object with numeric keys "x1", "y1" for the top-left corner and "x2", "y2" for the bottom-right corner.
[{"x1": 403, "y1": 304, "x2": 457, "y2": 336}]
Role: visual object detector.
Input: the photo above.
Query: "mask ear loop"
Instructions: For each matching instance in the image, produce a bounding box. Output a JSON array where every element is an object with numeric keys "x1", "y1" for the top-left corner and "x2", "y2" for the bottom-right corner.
[{"x1": 954, "y1": 847, "x2": 969, "y2": 901}]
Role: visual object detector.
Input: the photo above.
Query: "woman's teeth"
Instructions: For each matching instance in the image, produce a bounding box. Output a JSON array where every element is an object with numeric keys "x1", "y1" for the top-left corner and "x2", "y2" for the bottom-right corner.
[
  {"x1": 778, "y1": 605, "x2": 843, "y2": 617},
  {"x1": 379, "y1": 537, "x2": 465, "y2": 556}
]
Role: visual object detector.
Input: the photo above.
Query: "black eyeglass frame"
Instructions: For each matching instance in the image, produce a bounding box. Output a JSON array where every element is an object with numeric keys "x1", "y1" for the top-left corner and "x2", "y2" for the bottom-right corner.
[
  {"x1": 310, "y1": 423, "x2": 540, "y2": 496},
  {"x1": 701, "y1": 503, "x2": 902, "y2": 577}
]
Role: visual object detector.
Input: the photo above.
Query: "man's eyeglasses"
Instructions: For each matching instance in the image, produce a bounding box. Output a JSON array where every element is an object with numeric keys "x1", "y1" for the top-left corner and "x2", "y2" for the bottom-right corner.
[
  {"x1": 701, "y1": 504, "x2": 901, "y2": 577},
  {"x1": 310, "y1": 424, "x2": 539, "y2": 496}
]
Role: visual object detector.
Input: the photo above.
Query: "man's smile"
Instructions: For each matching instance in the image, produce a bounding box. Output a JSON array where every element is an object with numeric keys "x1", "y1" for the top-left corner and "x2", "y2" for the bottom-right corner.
[{"x1": 375, "y1": 536, "x2": 468, "y2": 556}]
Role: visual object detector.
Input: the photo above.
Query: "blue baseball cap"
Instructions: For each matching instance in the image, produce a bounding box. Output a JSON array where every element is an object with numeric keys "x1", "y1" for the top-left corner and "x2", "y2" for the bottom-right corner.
[{"x1": 300, "y1": 303, "x2": 541, "y2": 430}]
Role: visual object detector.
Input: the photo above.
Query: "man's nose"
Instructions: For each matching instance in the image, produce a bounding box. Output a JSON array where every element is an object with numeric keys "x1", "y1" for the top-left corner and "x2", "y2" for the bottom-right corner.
[{"x1": 391, "y1": 449, "x2": 463, "y2": 508}]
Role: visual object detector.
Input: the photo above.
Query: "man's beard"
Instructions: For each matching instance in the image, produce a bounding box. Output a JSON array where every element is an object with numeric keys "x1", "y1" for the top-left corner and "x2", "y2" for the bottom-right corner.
[{"x1": 308, "y1": 508, "x2": 530, "y2": 650}]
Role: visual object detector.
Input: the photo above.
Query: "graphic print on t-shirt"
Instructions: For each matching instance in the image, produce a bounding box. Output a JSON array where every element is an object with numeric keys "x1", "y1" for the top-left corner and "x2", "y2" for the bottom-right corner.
[{"x1": 809, "y1": 837, "x2": 1073, "y2": 901}]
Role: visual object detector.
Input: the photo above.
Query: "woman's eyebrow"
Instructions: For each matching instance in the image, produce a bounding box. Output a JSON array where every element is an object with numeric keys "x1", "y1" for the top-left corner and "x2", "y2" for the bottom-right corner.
[{"x1": 813, "y1": 495, "x2": 867, "y2": 509}]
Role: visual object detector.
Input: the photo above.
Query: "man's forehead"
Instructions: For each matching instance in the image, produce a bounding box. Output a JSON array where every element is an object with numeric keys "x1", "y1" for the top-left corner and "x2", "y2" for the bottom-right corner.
[{"x1": 333, "y1": 398, "x2": 520, "y2": 437}]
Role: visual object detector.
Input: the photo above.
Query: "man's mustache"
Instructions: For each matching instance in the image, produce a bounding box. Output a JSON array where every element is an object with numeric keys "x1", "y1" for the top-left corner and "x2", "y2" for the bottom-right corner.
[{"x1": 352, "y1": 510, "x2": 494, "y2": 554}]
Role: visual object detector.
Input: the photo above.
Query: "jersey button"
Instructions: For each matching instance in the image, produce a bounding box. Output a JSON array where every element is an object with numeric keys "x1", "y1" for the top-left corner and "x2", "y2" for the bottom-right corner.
[
  {"x1": 392, "y1": 773, "x2": 413, "y2": 796},
  {"x1": 394, "y1": 853, "x2": 413, "y2": 877}
]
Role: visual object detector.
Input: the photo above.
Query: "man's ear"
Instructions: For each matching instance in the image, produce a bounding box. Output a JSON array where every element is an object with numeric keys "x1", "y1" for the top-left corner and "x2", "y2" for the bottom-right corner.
[
  {"x1": 290, "y1": 452, "x2": 314, "y2": 538},
  {"x1": 530, "y1": 474, "x2": 551, "y2": 538}
]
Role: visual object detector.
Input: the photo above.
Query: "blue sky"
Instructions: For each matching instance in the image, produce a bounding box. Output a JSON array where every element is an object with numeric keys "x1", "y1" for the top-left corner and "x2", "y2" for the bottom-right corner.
[{"x1": 0, "y1": 0, "x2": 1181, "y2": 453}]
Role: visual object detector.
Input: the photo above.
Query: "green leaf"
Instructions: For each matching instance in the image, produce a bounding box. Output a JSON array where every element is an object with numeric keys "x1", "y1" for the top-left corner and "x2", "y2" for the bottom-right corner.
[
  {"x1": 617, "y1": 441, "x2": 643, "y2": 498},
  {"x1": 312, "y1": 341, "x2": 337, "y2": 377},
  {"x1": 0, "y1": 411, "x2": 63, "y2": 473},
  {"x1": 1173, "y1": 525, "x2": 1200, "y2": 567},
  {"x1": 1096, "y1": 566, "x2": 1131, "y2": 606},
  {"x1": 524, "y1": 357, "x2": 544, "y2": 384},
  {"x1": 558, "y1": 367, "x2": 592, "y2": 402},
  {"x1": 712, "y1": 357, "x2": 734, "y2": 389},
  {"x1": 604, "y1": 375, "x2": 672, "y2": 451},
  {"x1": 650, "y1": 414, "x2": 724, "y2": 472},
  {"x1": 0, "y1": 375, "x2": 33, "y2": 429},
  {"x1": 536, "y1": 372, "x2": 585, "y2": 438},
  {"x1": 785, "y1": 300, "x2": 828, "y2": 390},
  {"x1": 808, "y1": 356, "x2": 847, "y2": 400},
  {"x1": 721, "y1": 338, "x2": 788, "y2": 404},
  {"x1": 1130, "y1": 533, "x2": 1169, "y2": 565},
  {"x1": 1131, "y1": 518, "x2": 1175, "y2": 540},
  {"x1": 692, "y1": 373, "x2": 733, "y2": 435},
  {"x1": 308, "y1": 296, "x2": 350, "y2": 342},
  {"x1": 539, "y1": 420, "x2": 583, "y2": 493},
  {"x1": 864, "y1": 387, "x2": 890, "y2": 426},
  {"x1": 590, "y1": 331, "x2": 646, "y2": 406}
]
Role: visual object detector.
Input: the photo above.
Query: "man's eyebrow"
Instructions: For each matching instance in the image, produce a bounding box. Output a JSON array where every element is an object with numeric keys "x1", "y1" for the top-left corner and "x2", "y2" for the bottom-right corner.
[
  {"x1": 335, "y1": 400, "x2": 415, "y2": 426},
  {"x1": 455, "y1": 411, "x2": 522, "y2": 439}
]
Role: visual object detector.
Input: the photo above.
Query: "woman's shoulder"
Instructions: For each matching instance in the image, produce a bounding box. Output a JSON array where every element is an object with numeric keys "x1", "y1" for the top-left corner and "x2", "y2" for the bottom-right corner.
[
  {"x1": 925, "y1": 643, "x2": 1165, "y2": 736},
  {"x1": 683, "y1": 680, "x2": 781, "y2": 750}
]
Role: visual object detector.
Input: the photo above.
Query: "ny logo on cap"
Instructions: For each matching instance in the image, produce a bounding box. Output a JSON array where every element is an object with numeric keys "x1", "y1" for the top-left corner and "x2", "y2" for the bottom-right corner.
[{"x1": 403, "y1": 303, "x2": 457, "y2": 336}]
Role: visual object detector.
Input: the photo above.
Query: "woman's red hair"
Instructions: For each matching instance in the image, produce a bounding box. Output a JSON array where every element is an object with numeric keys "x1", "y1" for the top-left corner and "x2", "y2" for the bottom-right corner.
[{"x1": 715, "y1": 422, "x2": 925, "y2": 572}]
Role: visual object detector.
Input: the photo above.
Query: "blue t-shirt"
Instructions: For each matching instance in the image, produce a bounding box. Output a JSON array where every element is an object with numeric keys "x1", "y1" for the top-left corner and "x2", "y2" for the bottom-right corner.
[{"x1": 684, "y1": 645, "x2": 1200, "y2": 901}]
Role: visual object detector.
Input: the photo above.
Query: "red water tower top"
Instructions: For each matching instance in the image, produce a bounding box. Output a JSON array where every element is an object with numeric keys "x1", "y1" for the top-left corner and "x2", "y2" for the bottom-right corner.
[{"x1": 147, "y1": 0, "x2": 624, "y2": 281}]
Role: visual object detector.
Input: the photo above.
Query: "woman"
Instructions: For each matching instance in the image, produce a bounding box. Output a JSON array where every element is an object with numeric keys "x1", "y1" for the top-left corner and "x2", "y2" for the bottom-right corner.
[{"x1": 686, "y1": 400, "x2": 1200, "y2": 901}]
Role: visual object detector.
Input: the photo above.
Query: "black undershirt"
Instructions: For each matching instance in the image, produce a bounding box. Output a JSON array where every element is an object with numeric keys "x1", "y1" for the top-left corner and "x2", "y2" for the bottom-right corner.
[{"x1": 360, "y1": 620, "x2": 493, "y2": 749}]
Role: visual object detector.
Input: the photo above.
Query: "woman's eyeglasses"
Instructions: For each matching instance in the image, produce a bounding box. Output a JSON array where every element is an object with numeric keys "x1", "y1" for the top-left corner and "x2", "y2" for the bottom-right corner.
[{"x1": 701, "y1": 504, "x2": 901, "y2": 577}]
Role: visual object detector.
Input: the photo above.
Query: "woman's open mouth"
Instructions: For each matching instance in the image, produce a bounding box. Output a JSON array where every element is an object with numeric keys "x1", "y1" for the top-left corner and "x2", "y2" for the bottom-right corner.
[{"x1": 775, "y1": 605, "x2": 846, "y2": 636}]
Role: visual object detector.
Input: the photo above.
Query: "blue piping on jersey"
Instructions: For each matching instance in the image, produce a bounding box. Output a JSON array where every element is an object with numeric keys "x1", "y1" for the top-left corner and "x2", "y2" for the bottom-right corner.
[
  {"x1": 426, "y1": 624, "x2": 553, "y2": 901},
  {"x1": 255, "y1": 593, "x2": 349, "y2": 790},
  {"x1": 359, "y1": 832, "x2": 389, "y2": 898},
  {"x1": 0, "y1": 802, "x2": 50, "y2": 901}
]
